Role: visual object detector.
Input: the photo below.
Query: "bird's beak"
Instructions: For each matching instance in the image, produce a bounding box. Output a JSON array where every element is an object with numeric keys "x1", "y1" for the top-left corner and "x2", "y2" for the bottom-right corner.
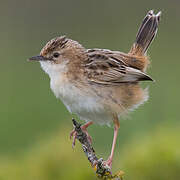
[{"x1": 28, "y1": 55, "x2": 51, "y2": 61}]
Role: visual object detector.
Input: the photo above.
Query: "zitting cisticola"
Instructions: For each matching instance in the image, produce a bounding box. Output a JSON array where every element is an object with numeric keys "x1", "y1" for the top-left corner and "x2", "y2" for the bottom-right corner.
[{"x1": 29, "y1": 10, "x2": 161, "y2": 168}]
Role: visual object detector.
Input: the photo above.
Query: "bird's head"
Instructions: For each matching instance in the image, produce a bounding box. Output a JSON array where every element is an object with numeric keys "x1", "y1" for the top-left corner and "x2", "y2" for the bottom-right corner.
[{"x1": 28, "y1": 36, "x2": 85, "y2": 76}]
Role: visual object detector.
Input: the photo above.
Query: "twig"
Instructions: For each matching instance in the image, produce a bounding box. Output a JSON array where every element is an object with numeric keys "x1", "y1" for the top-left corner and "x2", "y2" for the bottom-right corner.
[{"x1": 72, "y1": 118, "x2": 124, "y2": 180}]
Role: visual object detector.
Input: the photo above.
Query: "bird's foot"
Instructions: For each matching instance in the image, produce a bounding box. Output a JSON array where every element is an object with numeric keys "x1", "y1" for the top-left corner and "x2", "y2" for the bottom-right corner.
[
  {"x1": 70, "y1": 122, "x2": 93, "y2": 148},
  {"x1": 103, "y1": 157, "x2": 113, "y2": 169}
]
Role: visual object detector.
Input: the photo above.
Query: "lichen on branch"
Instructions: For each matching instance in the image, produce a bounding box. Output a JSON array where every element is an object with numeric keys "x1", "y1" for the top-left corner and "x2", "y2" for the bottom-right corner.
[{"x1": 72, "y1": 118, "x2": 124, "y2": 180}]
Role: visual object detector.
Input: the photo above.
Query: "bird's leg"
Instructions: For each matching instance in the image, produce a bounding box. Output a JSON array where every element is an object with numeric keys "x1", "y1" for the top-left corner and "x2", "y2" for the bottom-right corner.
[
  {"x1": 70, "y1": 121, "x2": 93, "y2": 148},
  {"x1": 104, "y1": 115, "x2": 120, "y2": 169}
]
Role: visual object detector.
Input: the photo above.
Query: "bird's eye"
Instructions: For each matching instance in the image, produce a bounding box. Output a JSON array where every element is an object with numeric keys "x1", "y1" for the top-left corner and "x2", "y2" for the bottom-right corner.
[{"x1": 53, "y1": 52, "x2": 60, "y2": 58}]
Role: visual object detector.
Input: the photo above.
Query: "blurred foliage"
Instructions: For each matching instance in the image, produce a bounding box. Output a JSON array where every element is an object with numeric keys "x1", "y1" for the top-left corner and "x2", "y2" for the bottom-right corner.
[
  {"x1": 0, "y1": 124, "x2": 179, "y2": 180},
  {"x1": 120, "y1": 123, "x2": 180, "y2": 180},
  {"x1": 0, "y1": 128, "x2": 96, "y2": 180},
  {"x1": 0, "y1": 0, "x2": 180, "y2": 179}
]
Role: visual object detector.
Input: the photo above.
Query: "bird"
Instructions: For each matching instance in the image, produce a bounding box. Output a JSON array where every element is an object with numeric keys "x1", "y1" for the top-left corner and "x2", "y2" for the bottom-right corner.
[{"x1": 29, "y1": 10, "x2": 161, "y2": 169}]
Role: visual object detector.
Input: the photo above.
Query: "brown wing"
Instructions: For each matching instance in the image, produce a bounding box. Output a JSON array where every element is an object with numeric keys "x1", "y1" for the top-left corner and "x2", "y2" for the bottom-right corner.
[{"x1": 84, "y1": 49, "x2": 153, "y2": 85}]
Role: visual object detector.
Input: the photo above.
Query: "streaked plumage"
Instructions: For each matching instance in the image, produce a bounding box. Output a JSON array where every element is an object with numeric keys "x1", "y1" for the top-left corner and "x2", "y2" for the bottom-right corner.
[{"x1": 29, "y1": 10, "x2": 161, "y2": 168}]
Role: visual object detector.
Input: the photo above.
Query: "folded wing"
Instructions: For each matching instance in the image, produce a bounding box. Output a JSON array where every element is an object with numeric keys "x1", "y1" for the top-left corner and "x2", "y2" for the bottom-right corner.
[{"x1": 85, "y1": 50, "x2": 153, "y2": 85}]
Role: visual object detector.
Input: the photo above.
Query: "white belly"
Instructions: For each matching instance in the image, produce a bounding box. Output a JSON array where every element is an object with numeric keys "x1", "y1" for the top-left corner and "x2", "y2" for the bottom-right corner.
[
  {"x1": 50, "y1": 78, "x2": 112, "y2": 125},
  {"x1": 40, "y1": 61, "x2": 113, "y2": 125}
]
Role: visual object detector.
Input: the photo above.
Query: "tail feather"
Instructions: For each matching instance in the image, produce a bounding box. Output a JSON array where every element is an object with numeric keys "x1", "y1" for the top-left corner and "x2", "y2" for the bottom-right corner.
[{"x1": 130, "y1": 10, "x2": 161, "y2": 55}]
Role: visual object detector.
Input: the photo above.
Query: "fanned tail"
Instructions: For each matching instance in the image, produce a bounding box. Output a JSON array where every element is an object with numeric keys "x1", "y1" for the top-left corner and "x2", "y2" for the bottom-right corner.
[{"x1": 129, "y1": 10, "x2": 161, "y2": 55}]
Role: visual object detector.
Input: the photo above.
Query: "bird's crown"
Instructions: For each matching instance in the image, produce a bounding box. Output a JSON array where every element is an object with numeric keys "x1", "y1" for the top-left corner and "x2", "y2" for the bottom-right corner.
[{"x1": 40, "y1": 36, "x2": 68, "y2": 56}]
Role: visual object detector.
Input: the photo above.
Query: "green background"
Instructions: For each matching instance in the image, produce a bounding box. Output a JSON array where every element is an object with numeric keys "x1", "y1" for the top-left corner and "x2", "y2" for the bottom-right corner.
[{"x1": 0, "y1": 0, "x2": 179, "y2": 179}]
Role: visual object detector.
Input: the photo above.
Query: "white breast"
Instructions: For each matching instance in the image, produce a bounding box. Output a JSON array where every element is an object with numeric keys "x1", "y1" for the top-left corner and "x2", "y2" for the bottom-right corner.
[{"x1": 40, "y1": 61, "x2": 112, "y2": 125}]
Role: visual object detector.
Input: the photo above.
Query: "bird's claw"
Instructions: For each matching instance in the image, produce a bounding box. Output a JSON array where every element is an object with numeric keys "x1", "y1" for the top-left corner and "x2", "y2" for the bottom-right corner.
[
  {"x1": 70, "y1": 125, "x2": 92, "y2": 148},
  {"x1": 103, "y1": 157, "x2": 113, "y2": 169},
  {"x1": 70, "y1": 130, "x2": 77, "y2": 148}
]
